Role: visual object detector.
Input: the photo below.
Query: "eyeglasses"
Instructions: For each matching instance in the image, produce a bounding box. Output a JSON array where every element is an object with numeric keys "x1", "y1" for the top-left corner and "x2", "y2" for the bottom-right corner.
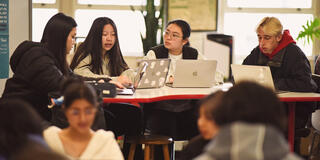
[
  {"x1": 164, "y1": 31, "x2": 182, "y2": 39},
  {"x1": 69, "y1": 108, "x2": 96, "y2": 116}
]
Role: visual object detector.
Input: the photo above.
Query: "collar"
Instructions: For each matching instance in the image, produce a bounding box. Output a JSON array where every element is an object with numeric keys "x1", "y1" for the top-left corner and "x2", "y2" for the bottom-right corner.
[{"x1": 260, "y1": 30, "x2": 295, "y2": 59}]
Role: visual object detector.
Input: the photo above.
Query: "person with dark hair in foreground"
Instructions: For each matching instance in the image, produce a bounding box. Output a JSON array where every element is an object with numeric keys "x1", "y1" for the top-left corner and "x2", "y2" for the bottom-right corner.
[
  {"x1": 178, "y1": 91, "x2": 224, "y2": 160},
  {"x1": 195, "y1": 81, "x2": 302, "y2": 160},
  {"x1": 0, "y1": 99, "x2": 66, "y2": 160}
]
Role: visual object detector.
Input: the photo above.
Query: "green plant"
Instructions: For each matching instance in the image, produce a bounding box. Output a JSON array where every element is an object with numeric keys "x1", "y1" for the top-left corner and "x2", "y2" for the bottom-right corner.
[
  {"x1": 132, "y1": 0, "x2": 165, "y2": 55},
  {"x1": 297, "y1": 18, "x2": 320, "y2": 44}
]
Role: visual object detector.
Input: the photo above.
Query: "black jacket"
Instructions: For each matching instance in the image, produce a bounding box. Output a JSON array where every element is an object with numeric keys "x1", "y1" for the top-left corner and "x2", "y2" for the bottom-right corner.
[
  {"x1": 243, "y1": 43, "x2": 317, "y2": 92},
  {"x1": 1, "y1": 41, "x2": 66, "y2": 120},
  {"x1": 151, "y1": 44, "x2": 198, "y2": 59},
  {"x1": 243, "y1": 44, "x2": 318, "y2": 123},
  {"x1": 178, "y1": 135, "x2": 210, "y2": 160}
]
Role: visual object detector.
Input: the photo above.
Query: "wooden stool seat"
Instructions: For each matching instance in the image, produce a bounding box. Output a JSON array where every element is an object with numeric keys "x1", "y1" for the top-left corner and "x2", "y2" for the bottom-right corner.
[{"x1": 127, "y1": 135, "x2": 173, "y2": 160}]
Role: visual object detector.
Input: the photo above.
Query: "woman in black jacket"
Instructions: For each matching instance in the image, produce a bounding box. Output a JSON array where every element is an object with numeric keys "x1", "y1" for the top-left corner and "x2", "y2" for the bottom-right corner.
[{"x1": 1, "y1": 13, "x2": 77, "y2": 121}]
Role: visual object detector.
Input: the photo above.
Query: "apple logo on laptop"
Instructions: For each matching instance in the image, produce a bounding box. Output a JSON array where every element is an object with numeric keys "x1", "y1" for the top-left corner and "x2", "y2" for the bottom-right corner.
[{"x1": 192, "y1": 71, "x2": 198, "y2": 76}]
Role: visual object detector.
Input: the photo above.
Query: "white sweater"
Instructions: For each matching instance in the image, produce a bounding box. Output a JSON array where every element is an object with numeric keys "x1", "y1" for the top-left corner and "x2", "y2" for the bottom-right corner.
[{"x1": 43, "y1": 126, "x2": 124, "y2": 160}]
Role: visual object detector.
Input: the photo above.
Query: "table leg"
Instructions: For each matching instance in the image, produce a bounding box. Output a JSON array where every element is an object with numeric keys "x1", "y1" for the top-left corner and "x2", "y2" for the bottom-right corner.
[{"x1": 287, "y1": 102, "x2": 295, "y2": 152}]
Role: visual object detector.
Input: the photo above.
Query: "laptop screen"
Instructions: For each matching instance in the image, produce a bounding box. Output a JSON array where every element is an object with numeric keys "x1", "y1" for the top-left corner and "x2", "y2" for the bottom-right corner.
[{"x1": 231, "y1": 64, "x2": 275, "y2": 91}]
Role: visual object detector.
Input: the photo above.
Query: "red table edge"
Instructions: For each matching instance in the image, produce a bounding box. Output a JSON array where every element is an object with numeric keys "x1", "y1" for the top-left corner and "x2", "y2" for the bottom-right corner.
[
  {"x1": 104, "y1": 94, "x2": 320, "y2": 103},
  {"x1": 103, "y1": 94, "x2": 207, "y2": 103}
]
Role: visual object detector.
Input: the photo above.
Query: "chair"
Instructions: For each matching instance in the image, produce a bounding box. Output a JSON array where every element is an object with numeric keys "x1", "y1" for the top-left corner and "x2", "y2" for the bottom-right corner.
[
  {"x1": 127, "y1": 135, "x2": 173, "y2": 160},
  {"x1": 309, "y1": 109, "x2": 320, "y2": 159}
]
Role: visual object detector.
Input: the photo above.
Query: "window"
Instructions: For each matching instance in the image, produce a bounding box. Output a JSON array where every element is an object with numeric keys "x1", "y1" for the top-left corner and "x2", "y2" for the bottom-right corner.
[
  {"x1": 227, "y1": 0, "x2": 312, "y2": 8},
  {"x1": 75, "y1": 9, "x2": 145, "y2": 56},
  {"x1": 32, "y1": 8, "x2": 58, "y2": 42},
  {"x1": 78, "y1": 0, "x2": 146, "y2": 5},
  {"x1": 77, "y1": 0, "x2": 160, "y2": 6},
  {"x1": 32, "y1": 0, "x2": 56, "y2": 4},
  {"x1": 222, "y1": 0, "x2": 315, "y2": 64}
]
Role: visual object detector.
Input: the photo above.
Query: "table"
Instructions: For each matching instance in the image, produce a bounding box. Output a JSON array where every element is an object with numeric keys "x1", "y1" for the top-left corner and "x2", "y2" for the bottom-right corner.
[
  {"x1": 104, "y1": 84, "x2": 320, "y2": 152},
  {"x1": 103, "y1": 83, "x2": 232, "y2": 103},
  {"x1": 278, "y1": 92, "x2": 320, "y2": 151}
]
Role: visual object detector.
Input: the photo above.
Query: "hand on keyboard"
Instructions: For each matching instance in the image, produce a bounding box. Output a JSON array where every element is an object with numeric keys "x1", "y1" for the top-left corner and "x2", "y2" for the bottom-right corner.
[{"x1": 122, "y1": 83, "x2": 134, "y2": 89}]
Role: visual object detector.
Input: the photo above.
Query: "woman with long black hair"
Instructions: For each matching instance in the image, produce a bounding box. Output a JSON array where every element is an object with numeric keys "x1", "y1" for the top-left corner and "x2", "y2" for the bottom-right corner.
[
  {"x1": 70, "y1": 17, "x2": 142, "y2": 159},
  {"x1": 70, "y1": 17, "x2": 133, "y2": 87},
  {"x1": 1, "y1": 13, "x2": 77, "y2": 121}
]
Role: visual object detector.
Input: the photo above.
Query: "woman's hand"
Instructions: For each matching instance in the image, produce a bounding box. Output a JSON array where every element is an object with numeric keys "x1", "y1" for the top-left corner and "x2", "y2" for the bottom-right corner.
[
  {"x1": 117, "y1": 75, "x2": 132, "y2": 87},
  {"x1": 109, "y1": 80, "x2": 125, "y2": 89},
  {"x1": 168, "y1": 75, "x2": 174, "y2": 84}
]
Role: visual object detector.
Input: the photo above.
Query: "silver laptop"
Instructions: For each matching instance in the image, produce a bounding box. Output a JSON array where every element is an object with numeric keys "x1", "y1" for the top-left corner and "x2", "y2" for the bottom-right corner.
[
  {"x1": 231, "y1": 64, "x2": 287, "y2": 93},
  {"x1": 167, "y1": 60, "x2": 217, "y2": 88},
  {"x1": 117, "y1": 59, "x2": 170, "y2": 95}
]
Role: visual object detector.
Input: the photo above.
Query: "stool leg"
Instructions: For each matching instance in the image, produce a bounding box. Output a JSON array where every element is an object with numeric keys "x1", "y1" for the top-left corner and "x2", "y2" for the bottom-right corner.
[
  {"x1": 145, "y1": 144, "x2": 151, "y2": 160},
  {"x1": 128, "y1": 143, "x2": 136, "y2": 160},
  {"x1": 150, "y1": 145, "x2": 154, "y2": 160},
  {"x1": 162, "y1": 144, "x2": 170, "y2": 160}
]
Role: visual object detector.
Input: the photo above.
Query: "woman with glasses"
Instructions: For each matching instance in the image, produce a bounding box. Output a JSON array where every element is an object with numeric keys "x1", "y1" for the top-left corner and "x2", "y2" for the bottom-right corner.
[
  {"x1": 44, "y1": 77, "x2": 124, "y2": 160},
  {"x1": 144, "y1": 19, "x2": 205, "y2": 83},
  {"x1": 143, "y1": 19, "x2": 204, "y2": 159}
]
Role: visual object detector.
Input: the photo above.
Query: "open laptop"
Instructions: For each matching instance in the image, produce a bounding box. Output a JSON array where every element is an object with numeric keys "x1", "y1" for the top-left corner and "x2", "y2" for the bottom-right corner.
[
  {"x1": 167, "y1": 60, "x2": 217, "y2": 88},
  {"x1": 117, "y1": 59, "x2": 171, "y2": 95},
  {"x1": 231, "y1": 64, "x2": 287, "y2": 93}
]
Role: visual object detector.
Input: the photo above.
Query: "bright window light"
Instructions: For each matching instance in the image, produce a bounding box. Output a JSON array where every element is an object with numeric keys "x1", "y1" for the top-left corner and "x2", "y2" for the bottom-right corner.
[
  {"x1": 32, "y1": 8, "x2": 58, "y2": 42},
  {"x1": 224, "y1": 13, "x2": 313, "y2": 63},
  {"x1": 75, "y1": 9, "x2": 144, "y2": 56},
  {"x1": 78, "y1": 0, "x2": 147, "y2": 6},
  {"x1": 227, "y1": 0, "x2": 312, "y2": 8},
  {"x1": 32, "y1": 0, "x2": 56, "y2": 4}
]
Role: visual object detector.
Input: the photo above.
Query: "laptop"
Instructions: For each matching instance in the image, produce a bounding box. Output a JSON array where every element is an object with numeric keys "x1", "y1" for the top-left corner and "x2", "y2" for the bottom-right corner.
[
  {"x1": 117, "y1": 59, "x2": 171, "y2": 95},
  {"x1": 231, "y1": 64, "x2": 287, "y2": 93},
  {"x1": 167, "y1": 60, "x2": 217, "y2": 88}
]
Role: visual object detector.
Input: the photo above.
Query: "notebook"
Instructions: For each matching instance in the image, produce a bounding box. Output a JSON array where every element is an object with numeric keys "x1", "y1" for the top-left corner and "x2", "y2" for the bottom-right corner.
[
  {"x1": 231, "y1": 64, "x2": 287, "y2": 93},
  {"x1": 166, "y1": 59, "x2": 217, "y2": 88},
  {"x1": 117, "y1": 59, "x2": 171, "y2": 95}
]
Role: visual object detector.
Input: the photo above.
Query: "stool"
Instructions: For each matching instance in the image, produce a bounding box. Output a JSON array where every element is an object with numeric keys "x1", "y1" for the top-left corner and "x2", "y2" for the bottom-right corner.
[{"x1": 127, "y1": 135, "x2": 173, "y2": 160}]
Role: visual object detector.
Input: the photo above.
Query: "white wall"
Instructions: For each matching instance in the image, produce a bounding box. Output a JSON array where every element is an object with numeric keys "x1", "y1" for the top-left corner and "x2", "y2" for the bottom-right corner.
[{"x1": 0, "y1": 0, "x2": 30, "y2": 96}]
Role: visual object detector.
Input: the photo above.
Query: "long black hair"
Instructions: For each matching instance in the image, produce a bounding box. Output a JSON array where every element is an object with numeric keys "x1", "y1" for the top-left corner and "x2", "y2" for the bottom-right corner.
[
  {"x1": 167, "y1": 19, "x2": 191, "y2": 46},
  {"x1": 70, "y1": 17, "x2": 129, "y2": 76},
  {"x1": 41, "y1": 13, "x2": 77, "y2": 75}
]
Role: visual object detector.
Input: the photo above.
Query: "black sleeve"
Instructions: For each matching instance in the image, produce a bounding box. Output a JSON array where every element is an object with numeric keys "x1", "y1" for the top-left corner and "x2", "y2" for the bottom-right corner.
[
  {"x1": 274, "y1": 46, "x2": 317, "y2": 92},
  {"x1": 243, "y1": 48, "x2": 259, "y2": 65},
  {"x1": 178, "y1": 135, "x2": 209, "y2": 160},
  {"x1": 20, "y1": 48, "x2": 65, "y2": 95}
]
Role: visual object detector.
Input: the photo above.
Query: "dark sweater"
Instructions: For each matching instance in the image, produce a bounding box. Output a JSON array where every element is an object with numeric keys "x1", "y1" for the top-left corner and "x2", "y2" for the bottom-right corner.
[
  {"x1": 151, "y1": 44, "x2": 198, "y2": 59},
  {"x1": 2, "y1": 41, "x2": 65, "y2": 120}
]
